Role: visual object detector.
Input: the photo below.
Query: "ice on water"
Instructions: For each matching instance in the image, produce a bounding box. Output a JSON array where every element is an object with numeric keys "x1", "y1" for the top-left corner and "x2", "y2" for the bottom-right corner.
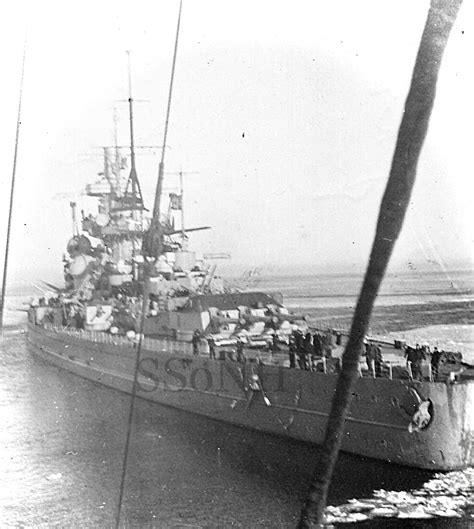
[{"x1": 324, "y1": 468, "x2": 474, "y2": 524}]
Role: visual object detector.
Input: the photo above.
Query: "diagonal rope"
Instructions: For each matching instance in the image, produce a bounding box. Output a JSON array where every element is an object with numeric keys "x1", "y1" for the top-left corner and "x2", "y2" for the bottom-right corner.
[
  {"x1": 115, "y1": 2, "x2": 184, "y2": 527},
  {"x1": 0, "y1": 38, "x2": 27, "y2": 333},
  {"x1": 114, "y1": 291, "x2": 149, "y2": 528}
]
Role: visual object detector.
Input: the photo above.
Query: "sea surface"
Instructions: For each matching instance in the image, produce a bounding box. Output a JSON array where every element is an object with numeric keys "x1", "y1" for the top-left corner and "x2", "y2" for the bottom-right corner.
[{"x1": 1, "y1": 269, "x2": 473, "y2": 528}]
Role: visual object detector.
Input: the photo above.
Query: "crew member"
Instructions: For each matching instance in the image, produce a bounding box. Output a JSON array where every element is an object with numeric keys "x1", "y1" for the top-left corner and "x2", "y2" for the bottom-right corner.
[
  {"x1": 192, "y1": 329, "x2": 201, "y2": 356},
  {"x1": 288, "y1": 332, "x2": 297, "y2": 368},
  {"x1": 236, "y1": 338, "x2": 246, "y2": 363},
  {"x1": 246, "y1": 374, "x2": 261, "y2": 408},
  {"x1": 413, "y1": 344, "x2": 426, "y2": 380},
  {"x1": 366, "y1": 341, "x2": 383, "y2": 376},
  {"x1": 323, "y1": 331, "x2": 333, "y2": 359},
  {"x1": 405, "y1": 344, "x2": 425, "y2": 380},
  {"x1": 313, "y1": 332, "x2": 323, "y2": 357},
  {"x1": 293, "y1": 329, "x2": 304, "y2": 369},
  {"x1": 431, "y1": 347, "x2": 443, "y2": 381},
  {"x1": 271, "y1": 332, "x2": 280, "y2": 354},
  {"x1": 297, "y1": 332, "x2": 310, "y2": 370},
  {"x1": 207, "y1": 335, "x2": 216, "y2": 359}
]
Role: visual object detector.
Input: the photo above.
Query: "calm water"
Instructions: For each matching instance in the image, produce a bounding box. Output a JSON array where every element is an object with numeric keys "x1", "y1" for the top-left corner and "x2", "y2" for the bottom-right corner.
[
  {"x1": 2, "y1": 333, "x2": 472, "y2": 529},
  {"x1": 1, "y1": 269, "x2": 473, "y2": 527}
]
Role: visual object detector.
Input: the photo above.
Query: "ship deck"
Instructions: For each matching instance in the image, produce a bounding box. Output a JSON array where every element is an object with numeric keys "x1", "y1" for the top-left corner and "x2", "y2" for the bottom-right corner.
[{"x1": 216, "y1": 334, "x2": 473, "y2": 384}]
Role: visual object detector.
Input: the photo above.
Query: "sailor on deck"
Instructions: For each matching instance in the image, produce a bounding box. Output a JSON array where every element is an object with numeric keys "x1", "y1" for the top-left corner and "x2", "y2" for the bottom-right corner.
[
  {"x1": 296, "y1": 332, "x2": 310, "y2": 370},
  {"x1": 288, "y1": 332, "x2": 297, "y2": 368},
  {"x1": 313, "y1": 332, "x2": 323, "y2": 357},
  {"x1": 405, "y1": 344, "x2": 426, "y2": 381},
  {"x1": 192, "y1": 330, "x2": 201, "y2": 355},
  {"x1": 207, "y1": 335, "x2": 216, "y2": 359},
  {"x1": 366, "y1": 341, "x2": 383, "y2": 377},
  {"x1": 431, "y1": 347, "x2": 443, "y2": 381},
  {"x1": 236, "y1": 338, "x2": 246, "y2": 363}
]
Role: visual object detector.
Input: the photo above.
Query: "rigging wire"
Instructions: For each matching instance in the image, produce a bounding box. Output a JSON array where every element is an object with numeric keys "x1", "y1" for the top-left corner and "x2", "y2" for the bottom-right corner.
[
  {"x1": 114, "y1": 2, "x2": 183, "y2": 526},
  {"x1": 152, "y1": 0, "x2": 183, "y2": 221},
  {"x1": 114, "y1": 296, "x2": 149, "y2": 528},
  {"x1": 0, "y1": 38, "x2": 27, "y2": 332}
]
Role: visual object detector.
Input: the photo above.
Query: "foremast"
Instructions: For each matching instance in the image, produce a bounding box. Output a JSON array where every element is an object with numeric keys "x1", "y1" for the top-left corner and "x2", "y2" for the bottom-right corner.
[{"x1": 119, "y1": 51, "x2": 145, "y2": 214}]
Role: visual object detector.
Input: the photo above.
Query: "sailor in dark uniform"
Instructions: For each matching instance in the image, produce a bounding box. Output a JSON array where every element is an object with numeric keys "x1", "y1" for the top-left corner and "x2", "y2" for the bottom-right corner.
[
  {"x1": 405, "y1": 344, "x2": 425, "y2": 380},
  {"x1": 431, "y1": 347, "x2": 443, "y2": 381},
  {"x1": 413, "y1": 344, "x2": 426, "y2": 380},
  {"x1": 295, "y1": 330, "x2": 306, "y2": 369},
  {"x1": 271, "y1": 332, "x2": 280, "y2": 354},
  {"x1": 303, "y1": 332, "x2": 313, "y2": 370},
  {"x1": 236, "y1": 338, "x2": 246, "y2": 363},
  {"x1": 313, "y1": 333, "x2": 323, "y2": 357},
  {"x1": 366, "y1": 342, "x2": 383, "y2": 377},
  {"x1": 288, "y1": 332, "x2": 297, "y2": 368},
  {"x1": 192, "y1": 330, "x2": 201, "y2": 355},
  {"x1": 207, "y1": 335, "x2": 216, "y2": 359}
]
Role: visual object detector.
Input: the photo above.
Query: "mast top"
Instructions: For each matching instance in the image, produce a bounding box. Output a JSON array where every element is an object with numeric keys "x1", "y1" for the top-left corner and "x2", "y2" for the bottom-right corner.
[{"x1": 114, "y1": 50, "x2": 146, "y2": 212}]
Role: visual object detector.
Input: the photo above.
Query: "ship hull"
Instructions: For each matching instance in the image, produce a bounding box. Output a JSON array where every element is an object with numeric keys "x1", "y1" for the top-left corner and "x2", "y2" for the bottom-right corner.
[{"x1": 27, "y1": 323, "x2": 473, "y2": 471}]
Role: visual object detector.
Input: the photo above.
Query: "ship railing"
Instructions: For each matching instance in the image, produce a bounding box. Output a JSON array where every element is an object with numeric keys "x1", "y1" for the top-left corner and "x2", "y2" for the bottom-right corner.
[
  {"x1": 42, "y1": 323, "x2": 196, "y2": 356},
  {"x1": 42, "y1": 323, "x2": 447, "y2": 380}
]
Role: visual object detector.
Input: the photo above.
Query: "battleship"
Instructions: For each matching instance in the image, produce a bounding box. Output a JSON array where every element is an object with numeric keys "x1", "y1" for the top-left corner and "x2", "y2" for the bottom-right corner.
[{"x1": 26, "y1": 9, "x2": 473, "y2": 472}]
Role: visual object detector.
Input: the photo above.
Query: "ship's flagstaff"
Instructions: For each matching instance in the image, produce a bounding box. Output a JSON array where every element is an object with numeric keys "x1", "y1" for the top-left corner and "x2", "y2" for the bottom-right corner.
[
  {"x1": 169, "y1": 169, "x2": 200, "y2": 248},
  {"x1": 0, "y1": 39, "x2": 26, "y2": 333}
]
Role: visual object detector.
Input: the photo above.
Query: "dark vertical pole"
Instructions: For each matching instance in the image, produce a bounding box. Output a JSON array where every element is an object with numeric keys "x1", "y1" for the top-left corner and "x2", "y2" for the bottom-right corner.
[
  {"x1": 0, "y1": 42, "x2": 26, "y2": 333},
  {"x1": 298, "y1": 1, "x2": 463, "y2": 526}
]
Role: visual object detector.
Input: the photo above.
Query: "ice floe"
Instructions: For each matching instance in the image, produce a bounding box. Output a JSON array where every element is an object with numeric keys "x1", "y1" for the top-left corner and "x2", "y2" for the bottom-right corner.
[{"x1": 323, "y1": 468, "x2": 473, "y2": 524}]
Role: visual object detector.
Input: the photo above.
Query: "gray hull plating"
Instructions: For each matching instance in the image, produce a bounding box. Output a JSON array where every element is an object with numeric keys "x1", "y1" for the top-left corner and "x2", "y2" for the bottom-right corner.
[{"x1": 28, "y1": 324, "x2": 473, "y2": 470}]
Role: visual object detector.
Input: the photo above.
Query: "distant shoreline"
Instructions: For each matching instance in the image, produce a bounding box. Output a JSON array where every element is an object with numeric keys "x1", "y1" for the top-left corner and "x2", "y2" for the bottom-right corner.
[{"x1": 303, "y1": 300, "x2": 473, "y2": 335}]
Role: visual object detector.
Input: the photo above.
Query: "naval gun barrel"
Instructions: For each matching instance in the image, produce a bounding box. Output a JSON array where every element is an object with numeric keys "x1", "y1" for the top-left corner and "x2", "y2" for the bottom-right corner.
[
  {"x1": 211, "y1": 316, "x2": 241, "y2": 326},
  {"x1": 211, "y1": 313, "x2": 307, "y2": 327},
  {"x1": 273, "y1": 312, "x2": 307, "y2": 323},
  {"x1": 210, "y1": 314, "x2": 275, "y2": 326}
]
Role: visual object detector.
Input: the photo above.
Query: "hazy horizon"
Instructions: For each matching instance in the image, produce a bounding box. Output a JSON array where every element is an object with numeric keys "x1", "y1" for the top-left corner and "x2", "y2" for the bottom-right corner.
[
  {"x1": 4, "y1": 259, "x2": 473, "y2": 294},
  {"x1": 1, "y1": 1, "x2": 472, "y2": 287}
]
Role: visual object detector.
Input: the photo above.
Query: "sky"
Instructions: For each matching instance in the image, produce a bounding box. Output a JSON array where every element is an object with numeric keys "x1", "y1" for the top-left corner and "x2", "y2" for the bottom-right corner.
[{"x1": 0, "y1": 0, "x2": 473, "y2": 286}]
